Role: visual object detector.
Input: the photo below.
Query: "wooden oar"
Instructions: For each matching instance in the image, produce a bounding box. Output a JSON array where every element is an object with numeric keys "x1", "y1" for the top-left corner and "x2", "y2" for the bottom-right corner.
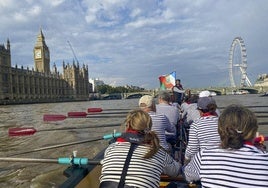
[
  {"x1": 67, "y1": 111, "x2": 127, "y2": 117},
  {"x1": 0, "y1": 157, "x2": 101, "y2": 165},
  {"x1": 254, "y1": 135, "x2": 268, "y2": 142},
  {"x1": 9, "y1": 132, "x2": 122, "y2": 156},
  {"x1": 259, "y1": 122, "x2": 268, "y2": 125},
  {"x1": 87, "y1": 108, "x2": 133, "y2": 113},
  {"x1": 256, "y1": 115, "x2": 268, "y2": 118},
  {"x1": 8, "y1": 123, "x2": 121, "y2": 136},
  {"x1": 218, "y1": 105, "x2": 268, "y2": 109},
  {"x1": 43, "y1": 113, "x2": 126, "y2": 121}
]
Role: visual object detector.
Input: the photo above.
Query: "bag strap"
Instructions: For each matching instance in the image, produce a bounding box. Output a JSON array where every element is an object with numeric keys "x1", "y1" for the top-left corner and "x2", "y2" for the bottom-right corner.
[{"x1": 118, "y1": 143, "x2": 136, "y2": 188}]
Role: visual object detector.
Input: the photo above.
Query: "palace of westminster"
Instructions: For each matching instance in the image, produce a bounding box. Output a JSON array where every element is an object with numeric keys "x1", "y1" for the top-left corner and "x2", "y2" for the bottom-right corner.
[{"x1": 0, "y1": 30, "x2": 91, "y2": 104}]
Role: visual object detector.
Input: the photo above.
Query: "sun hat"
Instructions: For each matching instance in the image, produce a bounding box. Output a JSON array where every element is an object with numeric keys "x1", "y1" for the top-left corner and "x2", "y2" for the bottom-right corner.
[
  {"x1": 139, "y1": 95, "x2": 154, "y2": 107},
  {"x1": 197, "y1": 97, "x2": 216, "y2": 110}
]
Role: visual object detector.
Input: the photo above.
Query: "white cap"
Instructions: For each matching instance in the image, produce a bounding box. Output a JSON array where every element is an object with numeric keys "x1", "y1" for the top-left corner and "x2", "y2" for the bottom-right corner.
[
  {"x1": 139, "y1": 95, "x2": 154, "y2": 107},
  {"x1": 199, "y1": 90, "x2": 211, "y2": 98}
]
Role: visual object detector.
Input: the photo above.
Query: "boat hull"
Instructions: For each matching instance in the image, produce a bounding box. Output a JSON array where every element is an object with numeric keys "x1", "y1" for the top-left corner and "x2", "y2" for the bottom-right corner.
[{"x1": 60, "y1": 148, "x2": 200, "y2": 188}]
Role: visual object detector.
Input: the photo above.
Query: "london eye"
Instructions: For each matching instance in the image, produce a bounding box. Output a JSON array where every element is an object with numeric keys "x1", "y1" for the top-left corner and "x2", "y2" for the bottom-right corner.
[{"x1": 228, "y1": 37, "x2": 252, "y2": 87}]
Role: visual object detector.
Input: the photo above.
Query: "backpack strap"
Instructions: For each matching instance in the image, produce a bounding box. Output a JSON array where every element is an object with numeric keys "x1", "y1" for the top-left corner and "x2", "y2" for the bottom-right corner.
[{"x1": 118, "y1": 143, "x2": 136, "y2": 188}]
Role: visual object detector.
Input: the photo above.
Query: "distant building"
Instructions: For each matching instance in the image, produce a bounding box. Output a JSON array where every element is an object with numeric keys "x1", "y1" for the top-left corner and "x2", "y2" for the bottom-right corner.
[
  {"x1": 89, "y1": 78, "x2": 104, "y2": 92},
  {"x1": 255, "y1": 74, "x2": 268, "y2": 87},
  {"x1": 0, "y1": 29, "x2": 92, "y2": 104}
]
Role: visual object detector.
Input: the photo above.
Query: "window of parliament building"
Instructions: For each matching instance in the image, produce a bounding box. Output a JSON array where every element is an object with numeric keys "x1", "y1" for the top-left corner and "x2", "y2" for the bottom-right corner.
[{"x1": 0, "y1": 29, "x2": 92, "y2": 104}]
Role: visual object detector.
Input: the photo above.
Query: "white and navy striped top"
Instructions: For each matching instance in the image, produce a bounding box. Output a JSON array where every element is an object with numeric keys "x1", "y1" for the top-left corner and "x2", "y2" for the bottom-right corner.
[
  {"x1": 184, "y1": 103, "x2": 200, "y2": 125},
  {"x1": 184, "y1": 145, "x2": 268, "y2": 187},
  {"x1": 156, "y1": 103, "x2": 179, "y2": 135},
  {"x1": 185, "y1": 115, "x2": 220, "y2": 160},
  {"x1": 100, "y1": 142, "x2": 180, "y2": 188},
  {"x1": 148, "y1": 111, "x2": 176, "y2": 151}
]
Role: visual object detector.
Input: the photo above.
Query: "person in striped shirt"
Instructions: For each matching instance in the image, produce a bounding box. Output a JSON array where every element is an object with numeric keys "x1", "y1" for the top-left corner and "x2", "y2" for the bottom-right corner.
[
  {"x1": 156, "y1": 90, "x2": 180, "y2": 143},
  {"x1": 139, "y1": 95, "x2": 176, "y2": 152},
  {"x1": 99, "y1": 109, "x2": 181, "y2": 188},
  {"x1": 183, "y1": 104, "x2": 268, "y2": 187},
  {"x1": 184, "y1": 97, "x2": 220, "y2": 162},
  {"x1": 181, "y1": 94, "x2": 200, "y2": 126}
]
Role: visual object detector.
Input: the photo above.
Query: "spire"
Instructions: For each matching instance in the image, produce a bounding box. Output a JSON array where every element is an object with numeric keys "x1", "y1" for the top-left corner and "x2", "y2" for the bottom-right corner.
[
  {"x1": 35, "y1": 28, "x2": 46, "y2": 47},
  {"x1": 6, "y1": 38, "x2": 10, "y2": 50}
]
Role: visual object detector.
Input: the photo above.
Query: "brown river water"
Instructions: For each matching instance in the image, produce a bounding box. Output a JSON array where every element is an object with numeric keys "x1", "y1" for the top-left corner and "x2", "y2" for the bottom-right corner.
[{"x1": 0, "y1": 95, "x2": 268, "y2": 188}]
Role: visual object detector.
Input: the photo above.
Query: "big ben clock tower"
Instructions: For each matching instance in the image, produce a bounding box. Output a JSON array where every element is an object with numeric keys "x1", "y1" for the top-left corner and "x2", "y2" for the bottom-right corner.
[{"x1": 33, "y1": 29, "x2": 50, "y2": 74}]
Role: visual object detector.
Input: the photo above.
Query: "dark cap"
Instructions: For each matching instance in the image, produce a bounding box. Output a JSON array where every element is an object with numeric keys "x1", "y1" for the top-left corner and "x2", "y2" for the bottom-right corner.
[{"x1": 197, "y1": 97, "x2": 216, "y2": 110}]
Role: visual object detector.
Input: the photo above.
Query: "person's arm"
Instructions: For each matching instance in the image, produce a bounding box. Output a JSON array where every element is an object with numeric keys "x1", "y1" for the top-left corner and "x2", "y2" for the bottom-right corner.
[
  {"x1": 162, "y1": 151, "x2": 181, "y2": 177},
  {"x1": 185, "y1": 122, "x2": 199, "y2": 160},
  {"x1": 183, "y1": 150, "x2": 202, "y2": 182},
  {"x1": 173, "y1": 86, "x2": 185, "y2": 93},
  {"x1": 163, "y1": 115, "x2": 176, "y2": 134}
]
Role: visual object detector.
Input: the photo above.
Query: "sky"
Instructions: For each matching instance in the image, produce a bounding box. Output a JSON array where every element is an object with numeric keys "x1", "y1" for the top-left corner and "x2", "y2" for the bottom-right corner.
[{"x1": 0, "y1": 0, "x2": 267, "y2": 89}]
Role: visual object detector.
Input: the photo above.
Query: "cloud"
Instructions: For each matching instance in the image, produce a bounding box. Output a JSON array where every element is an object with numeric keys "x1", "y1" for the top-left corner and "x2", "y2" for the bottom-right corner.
[{"x1": 1, "y1": 0, "x2": 268, "y2": 89}]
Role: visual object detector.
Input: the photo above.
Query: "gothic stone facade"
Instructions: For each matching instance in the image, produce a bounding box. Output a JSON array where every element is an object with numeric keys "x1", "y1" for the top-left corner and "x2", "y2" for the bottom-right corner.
[{"x1": 0, "y1": 30, "x2": 91, "y2": 104}]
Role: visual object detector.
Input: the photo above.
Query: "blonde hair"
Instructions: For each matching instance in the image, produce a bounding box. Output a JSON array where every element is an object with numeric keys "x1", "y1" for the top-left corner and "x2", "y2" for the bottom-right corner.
[
  {"x1": 218, "y1": 104, "x2": 258, "y2": 149},
  {"x1": 124, "y1": 109, "x2": 160, "y2": 158}
]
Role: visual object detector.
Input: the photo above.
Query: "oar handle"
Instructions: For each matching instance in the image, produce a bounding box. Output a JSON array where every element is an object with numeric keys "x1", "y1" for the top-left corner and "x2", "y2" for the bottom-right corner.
[
  {"x1": 0, "y1": 157, "x2": 101, "y2": 165},
  {"x1": 58, "y1": 158, "x2": 101, "y2": 165},
  {"x1": 103, "y1": 132, "x2": 122, "y2": 139}
]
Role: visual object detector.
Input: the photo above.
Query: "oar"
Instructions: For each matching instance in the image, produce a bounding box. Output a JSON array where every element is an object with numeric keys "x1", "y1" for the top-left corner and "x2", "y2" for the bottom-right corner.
[
  {"x1": 0, "y1": 157, "x2": 101, "y2": 165},
  {"x1": 43, "y1": 113, "x2": 126, "y2": 121},
  {"x1": 218, "y1": 105, "x2": 268, "y2": 109},
  {"x1": 68, "y1": 111, "x2": 128, "y2": 117},
  {"x1": 256, "y1": 115, "x2": 268, "y2": 118},
  {"x1": 8, "y1": 123, "x2": 121, "y2": 136},
  {"x1": 259, "y1": 122, "x2": 268, "y2": 125},
  {"x1": 87, "y1": 108, "x2": 133, "y2": 113},
  {"x1": 9, "y1": 132, "x2": 122, "y2": 156},
  {"x1": 254, "y1": 135, "x2": 268, "y2": 143}
]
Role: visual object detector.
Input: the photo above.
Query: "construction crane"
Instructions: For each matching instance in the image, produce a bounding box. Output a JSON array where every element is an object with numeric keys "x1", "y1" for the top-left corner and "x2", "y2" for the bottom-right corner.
[{"x1": 67, "y1": 40, "x2": 79, "y2": 63}]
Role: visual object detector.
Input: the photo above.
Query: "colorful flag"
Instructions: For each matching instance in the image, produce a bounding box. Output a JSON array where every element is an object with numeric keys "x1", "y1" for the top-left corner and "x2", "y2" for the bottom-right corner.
[{"x1": 159, "y1": 71, "x2": 176, "y2": 90}]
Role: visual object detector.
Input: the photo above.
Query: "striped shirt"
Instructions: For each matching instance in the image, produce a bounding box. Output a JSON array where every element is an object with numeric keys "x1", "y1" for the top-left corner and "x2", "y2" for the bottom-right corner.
[
  {"x1": 184, "y1": 103, "x2": 200, "y2": 125},
  {"x1": 184, "y1": 145, "x2": 268, "y2": 187},
  {"x1": 148, "y1": 111, "x2": 176, "y2": 151},
  {"x1": 100, "y1": 142, "x2": 180, "y2": 188},
  {"x1": 156, "y1": 103, "x2": 179, "y2": 135},
  {"x1": 185, "y1": 115, "x2": 220, "y2": 160}
]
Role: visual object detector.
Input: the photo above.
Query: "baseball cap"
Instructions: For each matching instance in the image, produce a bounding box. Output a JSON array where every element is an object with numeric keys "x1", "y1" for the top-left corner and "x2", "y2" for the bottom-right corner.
[
  {"x1": 139, "y1": 95, "x2": 154, "y2": 107},
  {"x1": 197, "y1": 97, "x2": 216, "y2": 110},
  {"x1": 199, "y1": 90, "x2": 211, "y2": 98}
]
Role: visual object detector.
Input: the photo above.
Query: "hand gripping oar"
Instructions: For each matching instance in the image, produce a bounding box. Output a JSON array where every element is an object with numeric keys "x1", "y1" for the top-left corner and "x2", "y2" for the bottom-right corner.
[
  {"x1": 0, "y1": 157, "x2": 101, "y2": 165},
  {"x1": 9, "y1": 132, "x2": 122, "y2": 156},
  {"x1": 8, "y1": 123, "x2": 121, "y2": 136}
]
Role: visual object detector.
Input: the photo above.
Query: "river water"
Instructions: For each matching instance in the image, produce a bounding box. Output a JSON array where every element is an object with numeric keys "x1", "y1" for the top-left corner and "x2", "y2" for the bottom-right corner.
[{"x1": 0, "y1": 94, "x2": 267, "y2": 188}]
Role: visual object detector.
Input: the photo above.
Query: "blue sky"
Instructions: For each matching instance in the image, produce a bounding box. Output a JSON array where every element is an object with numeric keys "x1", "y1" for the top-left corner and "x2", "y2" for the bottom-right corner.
[{"x1": 0, "y1": 0, "x2": 267, "y2": 89}]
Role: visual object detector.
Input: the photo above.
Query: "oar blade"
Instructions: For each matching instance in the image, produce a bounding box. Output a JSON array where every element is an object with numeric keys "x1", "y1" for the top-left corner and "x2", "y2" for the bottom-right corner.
[
  {"x1": 8, "y1": 128, "x2": 37, "y2": 136},
  {"x1": 87, "y1": 108, "x2": 103, "y2": 113},
  {"x1": 43, "y1": 114, "x2": 67, "y2": 121}
]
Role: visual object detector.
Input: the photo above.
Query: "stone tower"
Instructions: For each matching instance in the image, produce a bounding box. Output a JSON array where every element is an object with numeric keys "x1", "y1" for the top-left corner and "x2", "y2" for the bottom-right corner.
[{"x1": 33, "y1": 29, "x2": 50, "y2": 74}]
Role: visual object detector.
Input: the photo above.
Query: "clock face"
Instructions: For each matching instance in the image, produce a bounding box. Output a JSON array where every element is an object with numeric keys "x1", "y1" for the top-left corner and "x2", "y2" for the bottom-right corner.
[{"x1": 35, "y1": 49, "x2": 42, "y2": 59}]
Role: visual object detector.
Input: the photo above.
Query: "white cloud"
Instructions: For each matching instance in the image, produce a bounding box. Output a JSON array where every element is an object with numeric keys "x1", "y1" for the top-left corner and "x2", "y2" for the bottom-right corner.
[{"x1": 1, "y1": 0, "x2": 268, "y2": 89}]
